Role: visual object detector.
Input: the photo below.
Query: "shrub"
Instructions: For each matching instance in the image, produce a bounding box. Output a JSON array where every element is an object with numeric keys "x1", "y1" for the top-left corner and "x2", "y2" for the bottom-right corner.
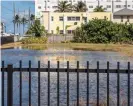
[
  {"x1": 26, "y1": 19, "x2": 46, "y2": 37},
  {"x1": 73, "y1": 19, "x2": 133, "y2": 44},
  {"x1": 21, "y1": 37, "x2": 47, "y2": 44}
]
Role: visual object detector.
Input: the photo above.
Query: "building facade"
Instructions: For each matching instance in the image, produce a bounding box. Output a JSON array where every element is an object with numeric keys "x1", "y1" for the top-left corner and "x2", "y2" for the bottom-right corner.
[
  {"x1": 113, "y1": 8, "x2": 133, "y2": 23},
  {"x1": 35, "y1": 0, "x2": 133, "y2": 17},
  {"x1": 41, "y1": 12, "x2": 112, "y2": 34}
]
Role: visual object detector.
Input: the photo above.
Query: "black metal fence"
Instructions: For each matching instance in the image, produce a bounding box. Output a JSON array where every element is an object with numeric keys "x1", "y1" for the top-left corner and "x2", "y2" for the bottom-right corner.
[{"x1": 1, "y1": 61, "x2": 133, "y2": 106}]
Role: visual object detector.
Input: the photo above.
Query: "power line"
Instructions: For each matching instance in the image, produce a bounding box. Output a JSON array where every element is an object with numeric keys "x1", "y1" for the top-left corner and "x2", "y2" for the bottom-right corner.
[{"x1": 1, "y1": 5, "x2": 14, "y2": 12}]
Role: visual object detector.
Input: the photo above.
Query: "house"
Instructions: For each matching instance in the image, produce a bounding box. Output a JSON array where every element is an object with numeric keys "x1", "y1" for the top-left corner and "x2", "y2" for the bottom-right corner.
[
  {"x1": 113, "y1": 8, "x2": 133, "y2": 23},
  {"x1": 41, "y1": 12, "x2": 112, "y2": 34}
]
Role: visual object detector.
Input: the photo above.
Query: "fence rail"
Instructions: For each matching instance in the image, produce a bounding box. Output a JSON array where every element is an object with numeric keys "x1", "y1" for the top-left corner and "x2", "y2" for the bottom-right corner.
[{"x1": 1, "y1": 61, "x2": 133, "y2": 106}]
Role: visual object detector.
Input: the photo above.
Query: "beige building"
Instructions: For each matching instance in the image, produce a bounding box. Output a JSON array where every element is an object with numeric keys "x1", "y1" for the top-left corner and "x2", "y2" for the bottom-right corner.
[
  {"x1": 113, "y1": 8, "x2": 133, "y2": 24},
  {"x1": 41, "y1": 12, "x2": 112, "y2": 34}
]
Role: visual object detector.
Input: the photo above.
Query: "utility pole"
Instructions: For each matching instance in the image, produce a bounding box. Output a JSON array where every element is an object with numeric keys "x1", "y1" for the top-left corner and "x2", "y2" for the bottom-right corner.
[
  {"x1": 97, "y1": 0, "x2": 100, "y2": 7},
  {"x1": 125, "y1": 0, "x2": 127, "y2": 8},
  {"x1": 45, "y1": 1, "x2": 47, "y2": 11},
  {"x1": 18, "y1": 9, "x2": 20, "y2": 35},
  {"x1": 4, "y1": 25, "x2": 6, "y2": 33},
  {"x1": 112, "y1": 0, "x2": 114, "y2": 13},
  {"x1": 13, "y1": 2, "x2": 15, "y2": 35},
  {"x1": 23, "y1": 10, "x2": 25, "y2": 34},
  {"x1": 29, "y1": 7, "x2": 31, "y2": 28}
]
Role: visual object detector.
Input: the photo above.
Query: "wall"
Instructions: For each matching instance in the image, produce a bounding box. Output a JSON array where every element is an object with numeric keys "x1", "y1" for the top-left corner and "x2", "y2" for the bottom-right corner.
[
  {"x1": 89, "y1": 12, "x2": 112, "y2": 20},
  {"x1": 1, "y1": 36, "x2": 14, "y2": 45},
  {"x1": 113, "y1": 15, "x2": 133, "y2": 23},
  {"x1": 42, "y1": 12, "x2": 112, "y2": 34}
]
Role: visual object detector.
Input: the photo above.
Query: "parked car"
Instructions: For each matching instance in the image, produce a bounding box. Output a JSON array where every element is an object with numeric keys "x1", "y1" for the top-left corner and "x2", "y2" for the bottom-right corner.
[{"x1": 2, "y1": 33, "x2": 10, "y2": 36}]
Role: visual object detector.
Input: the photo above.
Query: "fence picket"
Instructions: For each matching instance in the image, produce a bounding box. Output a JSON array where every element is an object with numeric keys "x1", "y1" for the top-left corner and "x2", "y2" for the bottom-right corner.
[
  {"x1": 107, "y1": 61, "x2": 109, "y2": 106},
  {"x1": 29, "y1": 61, "x2": 31, "y2": 106},
  {"x1": 7, "y1": 64, "x2": 13, "y2": 106},
  {"x1": 57, "y1": 61, "x2": 60, "y2": 106},
  {"x1": 48, "y1": 61, "x2": 50, "y2": 106},
  {"x1": 38, "y1": 61, "x2": 41, "y2": 106},
  {"x1": 97, "y1": 61, "x2": 99, "y2": 106},
  {"x1": 87, "y1": 61, "x2": 89, "y2": 106},
  {"x1": 2, "y1": 61, "x2": 4, "y2": 106},
  {"x1": 128, "y1": 62, "x2": 130, "y2": 106},
  {"x1": 67, "y1": 61, "x2": 69, "y2": 106},
  {"x1": 77, "y1": 61, "x2": 79, "y2": 106},
  {"x1": 19, "y1": 61, "x2": 22, "y2": 106},
  {"x1": 117, "y1": 62, "x2": 120, "y2": 106}
]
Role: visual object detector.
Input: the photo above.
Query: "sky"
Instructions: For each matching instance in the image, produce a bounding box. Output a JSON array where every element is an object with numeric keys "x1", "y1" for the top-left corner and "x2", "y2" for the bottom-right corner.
[{"x1": 1, "y1": 0, "x2": 35, "y2": 35}]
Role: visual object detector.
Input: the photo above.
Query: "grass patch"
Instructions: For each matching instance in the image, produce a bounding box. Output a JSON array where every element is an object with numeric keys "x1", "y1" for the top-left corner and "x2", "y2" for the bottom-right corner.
[
  {"x1": 21, "y1": 37, "x2": 47, "y2": 44},
  {"x1": 1, "y1": 42, "x2": 133, "y2": 57}
]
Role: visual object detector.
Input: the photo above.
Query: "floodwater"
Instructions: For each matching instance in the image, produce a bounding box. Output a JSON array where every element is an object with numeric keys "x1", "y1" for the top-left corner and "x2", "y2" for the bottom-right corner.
[{"x1": 1, "y1": 45, "x2": 133, "y2": 106}]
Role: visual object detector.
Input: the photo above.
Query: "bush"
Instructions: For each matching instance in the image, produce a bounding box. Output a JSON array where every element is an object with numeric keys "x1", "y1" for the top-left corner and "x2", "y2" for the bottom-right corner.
[
  {"x1": 73, "y1": 19, "x2": 133, "y2": 44},
  {"x1": 21, "y1": 37, "x2": 47, "y2": 44},
  {"x1": 26, "y1": 19, "x2": 46, "y2": 37}
]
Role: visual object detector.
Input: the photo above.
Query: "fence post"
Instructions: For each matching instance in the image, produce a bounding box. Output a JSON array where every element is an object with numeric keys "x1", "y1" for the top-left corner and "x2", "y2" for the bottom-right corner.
[{"x1": 7, "y1": 64, "x2": 13, "y2": 106}]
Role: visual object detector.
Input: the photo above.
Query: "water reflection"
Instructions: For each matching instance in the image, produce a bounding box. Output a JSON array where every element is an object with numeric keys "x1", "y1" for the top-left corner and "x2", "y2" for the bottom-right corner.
[
  {"x1": 1, "y1": 45, "x2": 133, "y2": 69},
  {"x1": 2, "y1": 45, "x2": 133, "y2": 106}
]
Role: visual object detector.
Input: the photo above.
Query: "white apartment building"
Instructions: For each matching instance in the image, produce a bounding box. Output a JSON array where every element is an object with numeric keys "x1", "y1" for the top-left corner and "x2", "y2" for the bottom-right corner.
[{"x1": 35, "y1": 0, "x2": 133, "y2": 17}]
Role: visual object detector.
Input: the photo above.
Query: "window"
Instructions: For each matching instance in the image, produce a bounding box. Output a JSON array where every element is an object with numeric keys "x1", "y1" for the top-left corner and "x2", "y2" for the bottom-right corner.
[
  {"x1": 121, "y1": 16, "x2": 123, "y2": 22},
  {"x1": 59, "y1": 16, "x2": 63, "y2": 21},
  {"x1": 60, "y1": 30, "x2": 63, "y2": 34},
  {"x1": 116, "y1": 5, "x2": 121, "y2": 8},
  {"x1": 127, "y1": 16, "x2": 130, "y2": 22},
  {"x1": 107, "y1": 0, "x2": 111, "y2": 2},
  {"x1": 67, "y1": 30, "x2": 72, "y2": 34},
  {"x1": 83, "y1": 17, "x2": 87, "y2": 23},
  {"x1": 107, "y1": 5, "x2": 111, "y2": 8},
  {"x1": 76, "y1": 17, "x2": 80, "y2": 21},
  {"x1": 72, "y1": 17, "x2": 75, "y2": 21},
  {"x1": 38, "y1": 6, "x2": 41, "y2": 9},
  {"x1": 67, "y1": 17, "x2": 71, "y2": 21},
  {"x1": 67, "y1": 17, "x2": 80, "y2": 21},
  {"x1": 52, "y1": 6, "x2": 58, "y2": 9},
  {"x1": 116, "y1": 0, "x2": 121, "y2": 2},
  {"x1": 89, "y1": 5, "x2": 93, "y2": 8},
  {"x1": 51, "y1": 16, "x2": 54, "y2": 21}
]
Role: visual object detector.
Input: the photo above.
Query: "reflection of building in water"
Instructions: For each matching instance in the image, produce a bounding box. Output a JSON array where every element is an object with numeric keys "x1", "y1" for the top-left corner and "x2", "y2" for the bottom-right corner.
[{"x1": 39, "y1": 55, "x2": 77, "y2": 63}]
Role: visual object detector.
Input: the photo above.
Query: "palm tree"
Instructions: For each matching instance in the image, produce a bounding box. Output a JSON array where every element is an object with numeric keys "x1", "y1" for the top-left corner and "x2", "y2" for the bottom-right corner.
[
  {"x1": 21, "y1": 17, "x2": 28, "y2": 34},
  {"x1": 30, "y1": 14, "x2": 35, "y2": 25},
  {"x1": 55, "y1": 1, "x2": 72, "y2": 12},
  {"x1": 93, "y1": 6, "x2": 106, "y2": 12},
  {"x1": 13, "y1": 14, "x2": 21, "y2": 34},
  {"x1": 73, "y1": 1, "x2": 88, "y2": 12}
]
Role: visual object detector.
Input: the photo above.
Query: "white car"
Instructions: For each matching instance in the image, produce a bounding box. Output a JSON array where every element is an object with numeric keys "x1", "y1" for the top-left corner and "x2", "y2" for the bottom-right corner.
[{"x1": 2, "y1": 33, "x2": 10, "y2": 36}]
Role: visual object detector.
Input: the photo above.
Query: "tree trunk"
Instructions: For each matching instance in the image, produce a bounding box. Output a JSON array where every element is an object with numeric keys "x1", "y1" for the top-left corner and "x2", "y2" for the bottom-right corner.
[
  {"x1": 23, "y1": 23, "x2": 24, "y2": 34},
  {"x1": 19, "y1": 23, "x2": 20, "y2": 35}
]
